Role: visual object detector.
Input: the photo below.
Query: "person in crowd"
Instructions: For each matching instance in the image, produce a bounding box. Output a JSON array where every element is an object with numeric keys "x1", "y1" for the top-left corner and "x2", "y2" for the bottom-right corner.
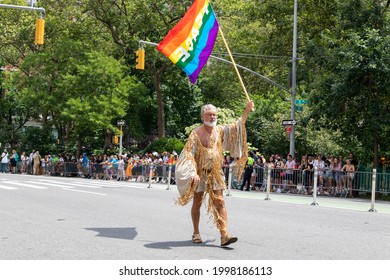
[
  {"x1": 33, "y1": 151, "x2": 41, "y2": 175},
  {"x1": 348, "y1": 153, "x2": 359, "y2": 171},
  {"x1": 93, "y1": 154, "x2": 103, "y2": 179},
  {"x1": 162, "y1": 152, "x2": 170, "y2": 183},
  {"x1": 341, "y1": 159, "x2": 355, "y2": 197},
  {"x1": 20, "y1": 151, "x2": 27, "y2": 174},
  {"x1": 298, "y1": 155, "x2": 307, "y2": 193},
  {"x1": 348, "y1": 153, "x2": 359, "y2": 196},
  {"x1": 250, "y1": 160, "x2": 259, "y2": 191},
  {"x1": 117, "y1": 155, "x2": 125, "y2": 181},
  {"x1": 76, "y1": 154, "x2": 83, "y2": 176},
  {"x1": 323, "y1": 160, "x2": 333, "y2": 195},
  {"x1": 81, "y1": 153, "x2": 90, "y2": 178},
  {"x1": 101, "y1": 154, "x2": 110, "y2": 179},
  {"x1": 175, "y1": 101, "x2": 254, "y2": 246},
  {"x1": 273, "y1": 154, "x2": 284, "y2": 192},
  {"x1": 58, "y1": 154, "x2": 65, "y2": 176},
  {"x1": 29, "y1": 150, "x2": 36, "y2": 174},
  {"x1": 255, "y1": 155, "x2": 266, "y2": 191},
  {"x1": 285, "y1": 154, "x2": 296, "y2": 193},
  {"x1": 332, "y1": 158, "x2": 343, "y2": 196},
  {"x1": 126, "y1": 157, "x2": 136, "y2": 181},
  {"x1": 313, "y1": 154, "x2": 325, "y2": 188},
  {"x1": 338, "y1": 155, "x2": 345, "y2": 166},
  {"x1": 229, "y1": 157, "x2": 240, "y2": 189},
  {"x1": 267, "y1": 156, "x2": 276, "y2": 191},
  {"x1": 305, "y1": 155, "x2": 315, "y2": 194},
  {"x1": 240, "y1": 153, "x2": 254, "y2": 191},
  {"x1": 41, "y1": 155, "x2": 49, "y2": 175},
  {"x1": 224, "y1": 155, "x2": 232, "y2": 167},
  {"x1": 10, "y1": 150, "x2": 19, "y2": 174},
  {"x1": 1, "y1": 149, "x2": 9, "y2": 173}
]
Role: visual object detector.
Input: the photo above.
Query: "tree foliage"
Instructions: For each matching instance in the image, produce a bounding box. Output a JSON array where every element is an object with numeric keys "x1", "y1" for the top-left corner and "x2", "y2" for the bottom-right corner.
[{"x1": 0, "y1": 0, "x2": 388, "y2": 165}]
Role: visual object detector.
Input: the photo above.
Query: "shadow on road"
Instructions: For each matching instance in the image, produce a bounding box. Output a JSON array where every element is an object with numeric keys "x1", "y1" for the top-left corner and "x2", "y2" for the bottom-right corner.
[
  {"x1": 85, "y1": 227, "x2": 137, "y2": 240},
  {"x1": 144, "y1": 239, "x2": 234, "y2": 250}
]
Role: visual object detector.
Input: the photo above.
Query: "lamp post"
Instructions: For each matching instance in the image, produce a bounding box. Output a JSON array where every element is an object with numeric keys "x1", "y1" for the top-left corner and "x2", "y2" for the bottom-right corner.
[{"x1": 117, "y1": 120, "x2": 125, "y2": 156}]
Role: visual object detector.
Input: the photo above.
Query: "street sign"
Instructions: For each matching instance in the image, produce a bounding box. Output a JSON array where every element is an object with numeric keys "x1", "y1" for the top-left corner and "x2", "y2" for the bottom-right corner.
[
  {"x1": 117, "y1": 120, "x2": 125, "y2": 126},
  {"x1": 282, "y1": 120, "x2": 297, "y2": 126},
  {"x1": 295, "y1": 105, "x2": 303, "y2": 112},
  {"x1": 296, "y1": 99, "x2": 308, "y2": 105}
]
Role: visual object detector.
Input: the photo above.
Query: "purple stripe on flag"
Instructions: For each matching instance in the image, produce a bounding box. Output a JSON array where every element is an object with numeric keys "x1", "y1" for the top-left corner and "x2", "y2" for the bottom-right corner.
[{"x1": 188, "y1": 20, "x2": 219, "y2": 83}]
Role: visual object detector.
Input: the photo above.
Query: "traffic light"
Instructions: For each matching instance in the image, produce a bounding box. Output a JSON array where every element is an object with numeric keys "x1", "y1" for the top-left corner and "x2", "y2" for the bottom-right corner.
[
  {"x1": 136, "y1": 49, "x2": 145, "y2": 70},
  {"x1": 34, "y1": 18, "x2": 45, "y2": 45},
  {"x1": 112, "y1": 136, "x2": 119, "y2": 145},
  {"x1": 286, "y1": 126, "x2": 292, "y2": 141}
]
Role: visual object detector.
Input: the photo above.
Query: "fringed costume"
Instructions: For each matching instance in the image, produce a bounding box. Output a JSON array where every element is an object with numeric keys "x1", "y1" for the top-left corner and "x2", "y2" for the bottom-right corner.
[{"x1": 175, "y1": 118, "x2": 248, "y2": 230}]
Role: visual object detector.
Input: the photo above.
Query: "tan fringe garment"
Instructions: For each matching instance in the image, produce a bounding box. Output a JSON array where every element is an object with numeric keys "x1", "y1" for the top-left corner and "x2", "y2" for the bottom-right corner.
[{"x1": 175, "y1": 118, "x2": 248, "y2": 230}]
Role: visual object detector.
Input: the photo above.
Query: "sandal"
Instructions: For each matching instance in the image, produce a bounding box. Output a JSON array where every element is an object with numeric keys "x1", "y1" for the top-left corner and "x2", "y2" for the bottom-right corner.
[
  {"x1": 192, "y1": 233, "x2": 202, "y2": 244},
  {"x1": 220, "y1": 234, "x2": 238, "y2": 247}
]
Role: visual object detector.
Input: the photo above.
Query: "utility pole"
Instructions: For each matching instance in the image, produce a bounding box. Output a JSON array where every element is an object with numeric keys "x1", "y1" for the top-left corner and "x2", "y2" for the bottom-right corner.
[{"x1": 289, "y1": 0, "x2": 298, "y2": 157}]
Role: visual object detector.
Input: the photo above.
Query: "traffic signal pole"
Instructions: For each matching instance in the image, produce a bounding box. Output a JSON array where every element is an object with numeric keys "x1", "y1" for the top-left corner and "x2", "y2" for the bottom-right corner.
[
  {"x1": 0, "y1": 4, "x2": 45, "y2": 15},
  {"x1": 289, "y1": 0, "x2": 298, "y2": 158},
  {"x1": 0, "y1": 2, "x2": 46, "y2": 45}
]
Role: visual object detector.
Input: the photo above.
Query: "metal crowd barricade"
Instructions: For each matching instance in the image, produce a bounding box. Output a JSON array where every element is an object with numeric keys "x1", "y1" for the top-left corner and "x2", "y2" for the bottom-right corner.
[{"x1": 6, "y1": 159, "x2": 390, "y2": 201}]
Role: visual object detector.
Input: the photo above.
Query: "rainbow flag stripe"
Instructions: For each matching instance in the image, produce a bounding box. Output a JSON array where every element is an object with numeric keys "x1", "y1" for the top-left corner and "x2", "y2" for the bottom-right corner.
[{"x1": 157, "y1": 0, "x2": 219, "y2": 83}]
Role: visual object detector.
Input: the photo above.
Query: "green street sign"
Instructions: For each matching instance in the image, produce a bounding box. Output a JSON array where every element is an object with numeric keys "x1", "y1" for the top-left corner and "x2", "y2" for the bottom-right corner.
[
  {"x1": 295, "y1": 106, "x2": 303, "y2": 112},
  {"x1": 296, "y1": 99, "x2": 308, "y2": 105}
]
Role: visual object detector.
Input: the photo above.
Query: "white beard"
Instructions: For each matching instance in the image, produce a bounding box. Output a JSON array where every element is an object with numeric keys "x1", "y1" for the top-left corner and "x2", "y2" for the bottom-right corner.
[{"x1": 204, "y1": 120, "x2": 217, "y2": 127}]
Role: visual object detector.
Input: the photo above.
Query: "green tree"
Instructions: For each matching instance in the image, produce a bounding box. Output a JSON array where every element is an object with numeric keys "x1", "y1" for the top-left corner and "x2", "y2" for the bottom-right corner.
[
  {"x1": 306, "y1": 0, "x2": 390, "y2": 166},
  {"x1": 58, "y1": 51, "x2": 142, "y2": 156}
]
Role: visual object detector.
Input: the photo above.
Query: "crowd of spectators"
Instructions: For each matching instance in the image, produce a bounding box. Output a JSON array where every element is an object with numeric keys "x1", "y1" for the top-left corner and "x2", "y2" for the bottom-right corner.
[
  {"x1": 225, "y1": 152, "x2": 362, "y2": 198},
  {"x1": 0, "y1": 148, "x2": 179, "y2": 181},
  {"x1": 2, "y1": 147, "x2": 388, "y2": 197}
]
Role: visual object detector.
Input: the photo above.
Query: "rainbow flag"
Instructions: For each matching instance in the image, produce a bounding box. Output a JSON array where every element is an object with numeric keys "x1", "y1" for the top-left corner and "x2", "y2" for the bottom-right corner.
[{"x1": 157, "y1": 0, "x2": 219, "y2": 84}]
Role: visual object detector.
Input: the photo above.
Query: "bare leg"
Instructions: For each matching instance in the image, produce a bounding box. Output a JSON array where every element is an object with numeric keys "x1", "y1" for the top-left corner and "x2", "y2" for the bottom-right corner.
[
  {"x1": 191, "y1": 191, "x2": 204, "y2": 235},
  {"x1": 212, "y1": 190, "x2": 228, "y2": 236},
  {"x1": 213, "y1": 189, "x2": 238, "y2": 246}
]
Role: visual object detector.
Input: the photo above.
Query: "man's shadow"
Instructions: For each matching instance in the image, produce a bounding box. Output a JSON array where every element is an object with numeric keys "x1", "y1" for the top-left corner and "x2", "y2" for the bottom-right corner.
[
  {"x1": 85, "y1": 227, "x2": 137, "y2": 240},
  {"x1": 84, "y1": 227, "x2": 233, "y2": 250},
  {"x1": 143, "y1": 239, "x2": 226, "y2": 250}
]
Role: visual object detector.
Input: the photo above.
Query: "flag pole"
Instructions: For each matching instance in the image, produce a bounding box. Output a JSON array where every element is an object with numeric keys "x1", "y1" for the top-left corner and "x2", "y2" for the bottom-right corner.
[{"x1": 218, "y1": 26, "x2": 253, "y2": 108}]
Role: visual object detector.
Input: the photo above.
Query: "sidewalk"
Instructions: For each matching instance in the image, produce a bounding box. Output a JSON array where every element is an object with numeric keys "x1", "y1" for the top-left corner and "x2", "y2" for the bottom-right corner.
[
  {"x1": 128, "y1": 180, "x2": 390, "y2": 214},
  {"x1": 225, "y1": 188, "x2": 390, "y2": 214}
]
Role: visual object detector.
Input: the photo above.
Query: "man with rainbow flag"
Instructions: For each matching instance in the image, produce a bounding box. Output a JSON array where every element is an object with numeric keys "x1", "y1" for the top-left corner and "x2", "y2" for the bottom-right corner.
[
  {"x1": 157, "y1": 0, "x2": 254, "y2": 246},
  {"x1": 175, "y1": 101, "x2": 254, "y2": 247}
]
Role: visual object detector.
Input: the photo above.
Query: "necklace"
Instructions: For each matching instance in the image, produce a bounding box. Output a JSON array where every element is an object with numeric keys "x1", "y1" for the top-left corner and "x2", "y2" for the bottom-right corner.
[{"x1": 202, "y1": 125, "x2": 215, "y2": 147}]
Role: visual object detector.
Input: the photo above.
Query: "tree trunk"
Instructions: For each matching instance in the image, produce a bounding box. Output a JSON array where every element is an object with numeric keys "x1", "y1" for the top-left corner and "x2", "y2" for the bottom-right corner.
[
  {"x1": 104, "y1": 129, "x2": 112, "y2": 153},
  {"x1": 153, "y1": 65, "x2": 168, "y2": 138},
  {"x1": 76, "y1": 137, "x2": 82, "y2": 159},
  {"x1": 64, "y1": 122, "x2": 72, "y2": 145}
]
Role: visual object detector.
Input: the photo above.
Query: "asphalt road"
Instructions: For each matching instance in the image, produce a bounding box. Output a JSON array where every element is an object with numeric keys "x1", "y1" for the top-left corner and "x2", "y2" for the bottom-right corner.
[{"x1": 1, "y1": 173, "x2": 390, "y2": 260}]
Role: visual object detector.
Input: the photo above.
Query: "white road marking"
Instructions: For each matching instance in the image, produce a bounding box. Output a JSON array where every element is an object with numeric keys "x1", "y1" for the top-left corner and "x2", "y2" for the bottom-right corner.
[
  {"x1": 0, "y1": 185, "x2": 18, "y2": 190},
  {"x1": 6, "y1": 181, "x2": 47, "y2": 189},
  {"x1": 31, "y1": 181, "x2": 75, "y2": 188},
  {"x1": 63, "y1": 188, "x2": 106, "y2": 196}
]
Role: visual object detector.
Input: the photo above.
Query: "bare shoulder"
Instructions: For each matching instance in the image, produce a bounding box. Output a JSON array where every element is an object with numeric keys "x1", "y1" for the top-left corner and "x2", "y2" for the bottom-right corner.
[{"x1": 194, "y1": 126, "x2": 202, "y2": 136}]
